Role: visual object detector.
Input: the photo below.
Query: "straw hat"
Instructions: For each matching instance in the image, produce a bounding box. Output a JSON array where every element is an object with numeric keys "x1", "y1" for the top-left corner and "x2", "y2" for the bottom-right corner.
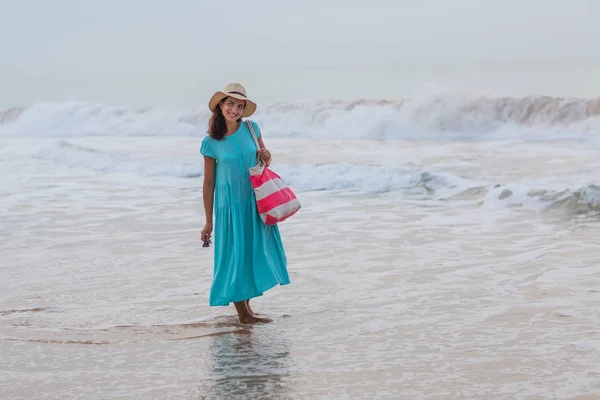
[{"x1": 208, "y1": 83, "x2": 257, "y2": 117}]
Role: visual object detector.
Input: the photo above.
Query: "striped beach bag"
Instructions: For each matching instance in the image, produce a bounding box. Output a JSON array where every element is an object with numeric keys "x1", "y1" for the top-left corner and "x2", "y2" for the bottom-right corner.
[{"x1": 246, "y1": 121, "x2": 301, "y2": 225}]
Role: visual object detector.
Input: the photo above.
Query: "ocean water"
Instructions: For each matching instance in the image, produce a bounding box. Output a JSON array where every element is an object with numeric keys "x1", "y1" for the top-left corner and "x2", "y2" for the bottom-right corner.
[{"x1": 2, "y1": 93, "x2": 600, "y2": 399}]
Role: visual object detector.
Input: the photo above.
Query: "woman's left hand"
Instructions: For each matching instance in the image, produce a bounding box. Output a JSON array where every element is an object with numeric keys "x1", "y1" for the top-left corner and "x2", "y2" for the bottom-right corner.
[{"x1": 257, "y1": 148, "x2": 271, "y2": 167}]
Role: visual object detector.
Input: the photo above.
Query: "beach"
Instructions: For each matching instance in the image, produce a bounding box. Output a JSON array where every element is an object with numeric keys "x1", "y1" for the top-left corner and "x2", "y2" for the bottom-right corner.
[
  {"x1": 2, "y1": 116, "x2": 600, "y2": 398},
  {"x1": 3, "y1": 0, "x2": 600, "y2": 396}
]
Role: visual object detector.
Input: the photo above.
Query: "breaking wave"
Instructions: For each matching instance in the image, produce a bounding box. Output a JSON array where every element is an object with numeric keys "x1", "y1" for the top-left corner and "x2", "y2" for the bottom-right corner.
[{"x1": 2, "y1": 94, "x2": 600, "y2": 141}]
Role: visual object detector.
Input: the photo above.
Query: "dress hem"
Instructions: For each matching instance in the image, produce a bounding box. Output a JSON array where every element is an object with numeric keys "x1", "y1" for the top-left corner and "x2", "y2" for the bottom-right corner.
[{"x1": 209, "y1": 280, "x2": 290, "y2": 307}]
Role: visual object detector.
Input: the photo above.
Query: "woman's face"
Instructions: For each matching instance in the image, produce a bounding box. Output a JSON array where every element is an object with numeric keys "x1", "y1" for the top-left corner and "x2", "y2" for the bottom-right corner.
[{"x1": 219, "y1": 97, "x2": 246, "y2": 122}]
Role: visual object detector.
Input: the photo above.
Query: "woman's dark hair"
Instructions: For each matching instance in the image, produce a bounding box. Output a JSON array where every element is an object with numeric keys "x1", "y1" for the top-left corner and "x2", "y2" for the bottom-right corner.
[{"x1": 208, "y1": 97, "x2": 243, "y2": 140}]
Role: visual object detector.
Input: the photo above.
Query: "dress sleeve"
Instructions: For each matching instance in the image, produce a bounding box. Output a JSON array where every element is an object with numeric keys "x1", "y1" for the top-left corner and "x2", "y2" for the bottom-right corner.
[{"x1": 200, "y1": 136, "x2": 216, "y2": 159}]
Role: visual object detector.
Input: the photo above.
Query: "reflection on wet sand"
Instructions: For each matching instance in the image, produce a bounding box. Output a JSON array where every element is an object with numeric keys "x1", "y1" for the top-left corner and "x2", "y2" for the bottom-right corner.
[{"x1": 196, "y1": 326, "x2": 292, "y2": 399}]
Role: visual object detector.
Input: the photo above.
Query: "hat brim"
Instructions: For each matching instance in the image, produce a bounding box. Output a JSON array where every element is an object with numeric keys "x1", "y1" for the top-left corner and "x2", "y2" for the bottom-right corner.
[{"x1": 208, "y1": 91, "x2": 257, "y2": 118}]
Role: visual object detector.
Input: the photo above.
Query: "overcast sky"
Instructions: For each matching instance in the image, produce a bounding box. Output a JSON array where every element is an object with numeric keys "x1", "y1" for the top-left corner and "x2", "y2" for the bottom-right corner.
[{"x1": 1, "y1": 0, "x2": 599, "y2": 107}]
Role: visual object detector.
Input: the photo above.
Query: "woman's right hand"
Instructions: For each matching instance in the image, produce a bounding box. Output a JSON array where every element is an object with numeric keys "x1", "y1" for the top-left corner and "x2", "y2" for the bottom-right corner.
[{"x1": 201, "y1": 223, "x2": 213, "y2": 242}]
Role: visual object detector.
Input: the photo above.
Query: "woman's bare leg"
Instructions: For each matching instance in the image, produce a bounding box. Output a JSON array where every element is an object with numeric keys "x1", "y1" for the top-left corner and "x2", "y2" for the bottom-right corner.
[{"x1": 246, "y1": 299, "x2": 254, "y2": 315}]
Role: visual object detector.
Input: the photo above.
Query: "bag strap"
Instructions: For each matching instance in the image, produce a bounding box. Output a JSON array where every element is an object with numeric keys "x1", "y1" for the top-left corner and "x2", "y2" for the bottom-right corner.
[{"x1": 245, "y1": 120, "x2": 262, "y2": 150}]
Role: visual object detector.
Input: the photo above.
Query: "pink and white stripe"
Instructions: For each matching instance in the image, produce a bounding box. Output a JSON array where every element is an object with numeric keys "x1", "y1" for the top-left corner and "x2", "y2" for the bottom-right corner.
[{"x1": 249, "y1": 166, "x2": 301, "y2": 225}]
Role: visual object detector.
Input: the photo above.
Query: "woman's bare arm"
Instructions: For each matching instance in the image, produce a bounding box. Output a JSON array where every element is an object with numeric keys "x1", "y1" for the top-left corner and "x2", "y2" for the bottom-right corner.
[
  {"x1": 256, "y1": 136, "x2": 272, "y2": 167},
  {"x1": 202, "y1": 156, "x2": 216, "y2": 226}
]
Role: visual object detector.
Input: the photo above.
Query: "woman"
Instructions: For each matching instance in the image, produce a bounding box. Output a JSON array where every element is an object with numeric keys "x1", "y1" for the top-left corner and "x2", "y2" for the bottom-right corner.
[{"x1": 200, "y1": 83, "x2": 290, "y2": 324}]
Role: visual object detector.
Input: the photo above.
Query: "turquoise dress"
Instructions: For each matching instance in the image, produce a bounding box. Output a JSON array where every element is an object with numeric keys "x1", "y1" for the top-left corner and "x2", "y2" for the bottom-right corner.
[{"x1": 200, "y1": 120, "x2": 290, "y2": 306}]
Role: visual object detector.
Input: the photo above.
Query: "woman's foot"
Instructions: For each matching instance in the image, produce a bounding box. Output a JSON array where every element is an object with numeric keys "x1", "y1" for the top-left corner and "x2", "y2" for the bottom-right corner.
[
  {"x1": 239, "y1": 314, "x2": 272, "y2": 324},
  {"x1": 234, "y1": 300, "x2": 271, "y2": 324}
]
